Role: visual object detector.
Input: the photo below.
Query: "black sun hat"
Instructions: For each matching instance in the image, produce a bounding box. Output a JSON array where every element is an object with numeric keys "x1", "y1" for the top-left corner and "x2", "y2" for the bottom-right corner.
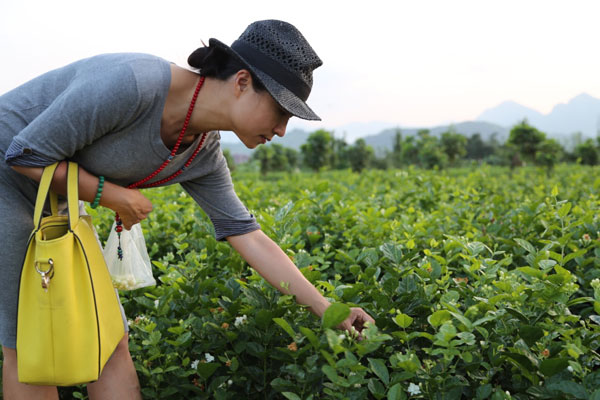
[{"x1": 208, "y1": 19, "x2": 323, "y2": 121}]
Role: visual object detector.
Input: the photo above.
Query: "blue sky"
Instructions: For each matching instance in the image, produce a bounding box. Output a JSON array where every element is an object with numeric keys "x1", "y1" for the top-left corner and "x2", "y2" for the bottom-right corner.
[{"x1": 2, "y1": 0, "x2": 599, "y2": 138}]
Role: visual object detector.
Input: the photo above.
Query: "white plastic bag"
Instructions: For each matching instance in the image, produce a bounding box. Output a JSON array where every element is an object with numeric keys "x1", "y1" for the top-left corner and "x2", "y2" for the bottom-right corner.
[{"x1": 103, "y1": 222, "x2": 156, "y2": 290}]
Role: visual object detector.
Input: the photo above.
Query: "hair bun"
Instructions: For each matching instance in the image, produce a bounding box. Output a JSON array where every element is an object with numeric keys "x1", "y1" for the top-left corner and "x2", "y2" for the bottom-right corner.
[{"x1": 187, "y1": 46, "x2": 211, "y2": 69}]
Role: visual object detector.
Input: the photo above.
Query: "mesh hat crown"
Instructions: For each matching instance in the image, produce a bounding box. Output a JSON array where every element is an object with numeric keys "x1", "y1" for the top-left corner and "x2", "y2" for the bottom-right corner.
[{"x1": 209, "y1": 20, "x2": 323, "y2": 120}]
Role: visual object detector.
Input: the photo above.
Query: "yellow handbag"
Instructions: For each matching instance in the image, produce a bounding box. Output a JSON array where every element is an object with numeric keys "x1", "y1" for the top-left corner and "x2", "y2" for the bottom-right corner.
[{"x1": 16, "y1": 161, "x2": 125, "y2": 386}]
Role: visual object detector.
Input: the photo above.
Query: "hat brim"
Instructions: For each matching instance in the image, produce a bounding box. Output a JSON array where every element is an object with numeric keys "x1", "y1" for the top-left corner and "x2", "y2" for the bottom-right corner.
[{"x1": 209, "y1": 38, "x2": 321, "y2": 121}]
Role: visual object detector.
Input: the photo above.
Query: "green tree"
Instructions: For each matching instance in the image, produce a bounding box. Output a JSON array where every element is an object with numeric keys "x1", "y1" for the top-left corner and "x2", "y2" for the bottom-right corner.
[
  {"x1": 507, "y1": 120, "x2": 546, "y2": 163},
  {"x1": 284, "y1": 147, "x2": 299, "y2": 171},
  {"x1": 270, "y1": 144, "x2": 290, "y2": 172},
  {"x1": 301, "y1": 129, "x2": 333, "y2": 171},
  {"x1": 332, "y1": 137, "x2": 350, "y2": 169},
  {"x1": 253, "y1": 145, "x2": 275, "y2": 175},
  {"x1": 400, "y1": 135, "x2": 419, "y2": 165},
  {"x1": 466, "y1": 133, "x2": 494, "y2": 161},
  {"x1": 390, "y1": 129, "x2": 403, "y2": 168},
  {"x1": 346, "y1": 139, "x2": 374, "y2": 172},
  {"x1": 535, "y1": 138, "x2": 563, "y2": 173},
  {"x1": 440, "y1": 130, "x2": 467, "y2": 165},
  {"x1": 416, "y1": 131, "x2": 447, "y2": 169},
  {"x1": 574, "y1": 139, "x2": 599, "y2": 165},
  {"x1": 222, "y1": 148, "x2": 235, "y2": 172}
]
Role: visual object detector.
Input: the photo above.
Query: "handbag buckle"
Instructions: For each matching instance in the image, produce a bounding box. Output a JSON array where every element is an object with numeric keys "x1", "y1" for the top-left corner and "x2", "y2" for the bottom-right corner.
[{"x1": 35, "y1": 258, "x2": 54, "y2": 292}]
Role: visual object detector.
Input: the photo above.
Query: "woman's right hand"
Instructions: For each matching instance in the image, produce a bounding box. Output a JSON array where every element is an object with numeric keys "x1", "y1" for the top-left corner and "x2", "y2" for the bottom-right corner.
[{"x1": 102, "y1": 184, "x2": 153, "y2": 230}]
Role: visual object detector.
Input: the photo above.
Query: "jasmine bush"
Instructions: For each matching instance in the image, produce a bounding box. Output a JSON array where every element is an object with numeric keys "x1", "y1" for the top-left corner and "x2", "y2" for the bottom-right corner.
[{"x1": 47, "y1": 165, "x2": 600, "y2": 398}]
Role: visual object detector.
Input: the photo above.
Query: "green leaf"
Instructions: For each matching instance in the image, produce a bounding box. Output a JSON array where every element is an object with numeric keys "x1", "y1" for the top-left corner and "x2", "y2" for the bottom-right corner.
[
  {"x1": 428, "y1": 310, "x2": 451, "y2": 328},
  {"x1": 519, "y1": 324, "x2": 544, "y2": 347},
  {"x1": 322, "y1": 303, "x2": 350, "y2": 329},
  {"x1": 273, "y1": 318, "x2": 296, "y2": 339},
  {"x1": 546, "y1": 381, "x2": 588, "y2": 399},
  {"x1": 515, "y1": 238, "x2": 536, "y2": 254},
  {"x1": 518, "y1": 266, "x2": 544, "y2": 279},
  {"x1": 325, "y1": 328, "x2": 345, "y2": 354},
  {"x1": 282, "y1": 393, "x2": 302, "y2": 400},
  {"x1": 387, "y1": 383, "x2": 403, "y2": 400},
  {"x1": 476, "y1": 384, "x2": 492, "y2": 400},
  {"x1": 299, "y1": 326, "x2": 320, "y2": 349},
  {"x1": 540, "y1": 358, "x2": 569, "y2": 376},
  {"x1": 557, "y1": 202, "x2": 572, "y2": 218},
  {"x1": 256, "y1": 309, "x2": 273, "y2": 329},
  {"x1": 394, "y1": 313, "x2": 413, "y2": 329},
  {"x1": 196, "y1": 363, "x2": 219, "y2": 380},
  {"x1": 368, "y1": 358, "x2": 390, "y2": 385},
  {"x1": 321, "y1": 365, "x2": 349, "y2": 387},
  {"x1": 551, "y1": 185, "x2": 559, "y2": 197},
  {"x1": 380, "y1": 242, "x2": 403, "y2": 264},
  {"x1": 368, "y1": 378, "x2": 386, "y2": 397},
  {"x1": 449, "y1": 311, "x2": 473, "y2": 331},
  {"x1": 320, "y1": 349, "x2": 337, "y2": 367},
  {"x1": 563, "y1": 249, "x2": 587, "y2": 264}
]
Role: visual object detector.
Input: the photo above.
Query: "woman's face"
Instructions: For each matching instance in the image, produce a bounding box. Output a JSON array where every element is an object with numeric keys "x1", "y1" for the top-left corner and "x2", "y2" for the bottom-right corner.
[{"x1": 230, "y1": 73, "x2": 292, "y2": 149}]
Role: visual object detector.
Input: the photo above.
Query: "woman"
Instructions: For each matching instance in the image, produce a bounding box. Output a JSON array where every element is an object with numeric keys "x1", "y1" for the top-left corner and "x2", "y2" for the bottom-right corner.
[{"x1": 0, "y1": 20, "x2": 375, "y2": 398}]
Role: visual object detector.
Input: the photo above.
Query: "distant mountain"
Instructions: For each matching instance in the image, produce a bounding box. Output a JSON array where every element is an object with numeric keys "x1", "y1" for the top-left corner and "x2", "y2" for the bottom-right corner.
[
  {"x1": 477, "y1": 101, "x2": 544, "y2": 127},
  {"x1": 329, "y1": 121, "x2": 399, "y2": 143},
  {"x1": 477, "y1": 93, "x2": 600, "y2": 137}
]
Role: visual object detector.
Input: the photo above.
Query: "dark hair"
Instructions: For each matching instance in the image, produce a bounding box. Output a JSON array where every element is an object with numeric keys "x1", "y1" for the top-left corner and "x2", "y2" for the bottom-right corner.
[{"x1": 187, "y1": 46, "x2": 266, "y2": 92}]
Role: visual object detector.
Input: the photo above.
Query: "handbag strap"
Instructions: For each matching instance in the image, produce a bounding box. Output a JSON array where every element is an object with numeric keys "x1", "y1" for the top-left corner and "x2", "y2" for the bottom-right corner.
[
  {"x1": 33, "y1": 162, "x2": 80, "y2": 230},
  {"x1": 66, "y1": 162, "x2": 79, "y2": 231},
  {"x1": 33, "y1": 163, "x2": 59, "y2": 228}
]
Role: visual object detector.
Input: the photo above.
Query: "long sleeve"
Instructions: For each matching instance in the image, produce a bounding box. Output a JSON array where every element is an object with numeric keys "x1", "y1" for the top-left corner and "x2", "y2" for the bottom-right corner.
[{"x1": 180, "y1": 154, "x2": 261, "y2": 241}]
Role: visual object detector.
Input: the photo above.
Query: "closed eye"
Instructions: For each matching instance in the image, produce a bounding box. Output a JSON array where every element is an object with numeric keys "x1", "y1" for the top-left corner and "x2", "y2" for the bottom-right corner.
[{"x1": 278, "y1": 106, "x2": 292, "y2": 118}]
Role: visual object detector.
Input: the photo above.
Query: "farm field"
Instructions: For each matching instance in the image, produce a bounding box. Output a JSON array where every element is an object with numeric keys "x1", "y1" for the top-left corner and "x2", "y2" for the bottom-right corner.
[{"x1": 3, "y1": 165, "x2": 600, "y2": 399}]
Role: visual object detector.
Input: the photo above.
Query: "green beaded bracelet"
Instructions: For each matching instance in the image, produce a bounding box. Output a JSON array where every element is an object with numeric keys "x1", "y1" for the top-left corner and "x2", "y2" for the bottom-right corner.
[{"x1": 90, "y1": 176, "x2": 104, "y2": 209}]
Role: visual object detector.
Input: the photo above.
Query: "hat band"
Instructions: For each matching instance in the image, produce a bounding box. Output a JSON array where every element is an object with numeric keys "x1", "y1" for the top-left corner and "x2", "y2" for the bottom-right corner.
[{"x1": 232, "y1": 40, "x2": 311, "y2": 101}]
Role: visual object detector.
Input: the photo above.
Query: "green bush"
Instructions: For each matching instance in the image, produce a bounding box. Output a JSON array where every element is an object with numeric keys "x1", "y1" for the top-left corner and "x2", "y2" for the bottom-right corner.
[{"x1": 19, "y1": 165, "x2": 600, "y2": 399}]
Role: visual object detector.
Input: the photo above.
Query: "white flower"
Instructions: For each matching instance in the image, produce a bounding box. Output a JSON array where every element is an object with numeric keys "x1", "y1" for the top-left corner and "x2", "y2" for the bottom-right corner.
[
  {"x1": 205, "y1": 353, "x2": 215, "y2": 363},
  {"x1": 191, "y1": 359, "x2": 199, "y2": 369},
  {"x1": 568, "y1": 366, "x2": 574, "y2": 372},
  {"x1": 112, "y1": 274, "x2": 138, "y2": 290},
  {"x1": 154, "y1": 299, "x2": 159, "y2": 308},
  {"x1": 354, "y1": 383, "x2": 361, "y2": 388},
  {"x1": 407, "y1": 382, "x2": 421, "y2": 395},
  {"x1": 228, "y1": 380, "x2": 233, "y2": 385},
  {"x1": 135, "y1": 315, "x2": 150, "y2": 324},
  {"x1": 234, "y1": 314, "x2": 248, "y2": 327},
  {"x1": 338, "y1": 334, "x2": 346, "y2": 340}
]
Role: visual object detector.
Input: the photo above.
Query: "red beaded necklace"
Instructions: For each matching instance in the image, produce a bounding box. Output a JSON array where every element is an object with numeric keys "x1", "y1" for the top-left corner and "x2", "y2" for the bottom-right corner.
[{"x1": 114, "y1": 75, "x2": 208, "y2": 259}]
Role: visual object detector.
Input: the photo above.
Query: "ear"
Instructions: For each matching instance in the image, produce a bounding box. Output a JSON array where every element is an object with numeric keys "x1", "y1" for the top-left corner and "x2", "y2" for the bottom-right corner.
[{"x1": 233, "y1": 70, "x2": 253, "y2": 98}]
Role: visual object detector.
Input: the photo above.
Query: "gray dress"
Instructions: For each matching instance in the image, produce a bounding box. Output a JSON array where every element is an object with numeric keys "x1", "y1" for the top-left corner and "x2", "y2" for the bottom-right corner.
[{"x1": 0, "y1": 53, "x2": 260, "y2": 348}]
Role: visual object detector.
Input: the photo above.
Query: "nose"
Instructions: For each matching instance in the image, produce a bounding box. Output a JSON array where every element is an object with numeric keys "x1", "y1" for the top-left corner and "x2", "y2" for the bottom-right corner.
[{"x1": 273, "y1": 118, "x2": 289, "y2": 138}]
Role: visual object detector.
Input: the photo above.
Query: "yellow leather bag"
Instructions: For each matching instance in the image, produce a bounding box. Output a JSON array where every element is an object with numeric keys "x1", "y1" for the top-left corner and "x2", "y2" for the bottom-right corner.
[{"x1": 17, "y1": 161, "x2": 124, "y2": 386}]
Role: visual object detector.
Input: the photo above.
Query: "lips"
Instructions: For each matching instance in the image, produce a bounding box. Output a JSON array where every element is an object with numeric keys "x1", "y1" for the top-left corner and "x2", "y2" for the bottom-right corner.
[{"x1": 259, "y1": 135, "x2": 272, "y2": 144}]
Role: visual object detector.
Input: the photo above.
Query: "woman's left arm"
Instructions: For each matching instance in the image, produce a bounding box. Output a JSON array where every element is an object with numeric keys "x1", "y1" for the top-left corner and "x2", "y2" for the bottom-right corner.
[{"x1": 227, "y1": 229, "x2": 375, "y2": 338}]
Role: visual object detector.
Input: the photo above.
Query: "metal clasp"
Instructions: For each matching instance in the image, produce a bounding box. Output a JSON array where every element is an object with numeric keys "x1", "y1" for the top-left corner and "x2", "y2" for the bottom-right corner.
[{"x1": 35, "y1": 258, "x2": 54, "y2": 292}]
